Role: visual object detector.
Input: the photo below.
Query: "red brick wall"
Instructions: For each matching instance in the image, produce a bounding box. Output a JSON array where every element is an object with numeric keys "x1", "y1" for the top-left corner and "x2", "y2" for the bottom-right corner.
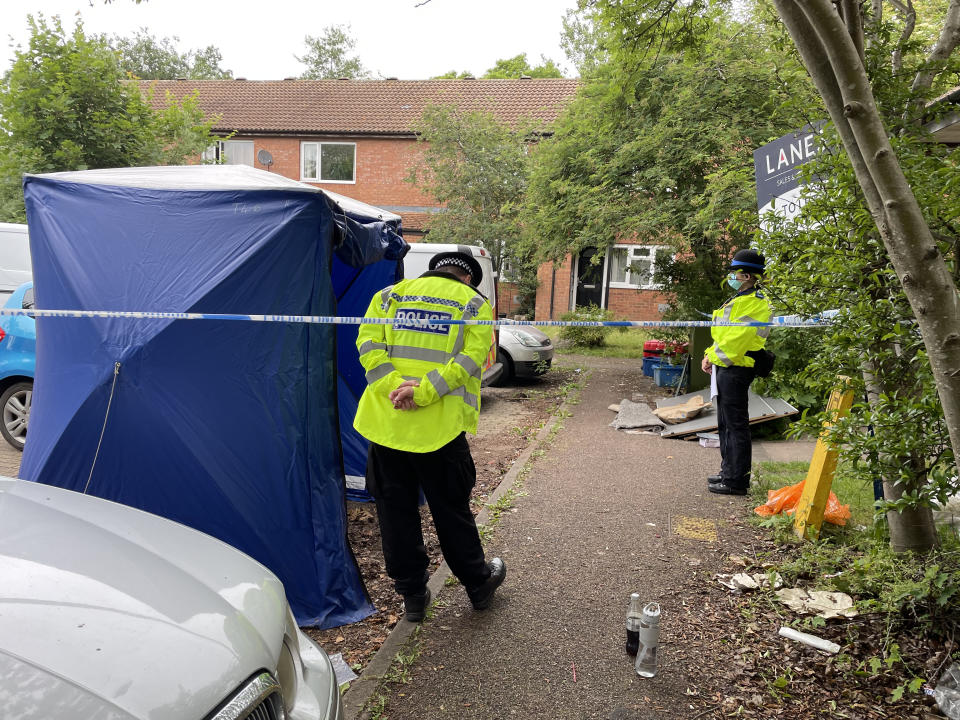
[
  {"x1": 223, "y1": 135, "x2": 435, "y2": 231},
  {"x1": 535, "y1": 257, "x2": 574, "y2": 320},
  {"x1": 534, "y1": 253, "x2": 669, "y2": 321},
  {"x1": 496, "y1": 281, "x2": 526, "y2": 318},
  {"x1": 606, "y1": 287, "x2": 671, "y2": 320}
]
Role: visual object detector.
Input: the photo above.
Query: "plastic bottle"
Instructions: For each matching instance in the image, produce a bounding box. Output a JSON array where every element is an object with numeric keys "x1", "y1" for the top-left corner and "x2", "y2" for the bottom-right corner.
[
  {"x1": 932, "y1": 687, "x2": 960, "y2": 720},
  {"x1": 930, "y1": 663, "x2": 960, "y2": 720},
  {"x1": 625, "y1": 593, "x2": 642, "y2": 656},
  {"x1": 634, "y1": 602, "x2": 661, "y2": 678}
]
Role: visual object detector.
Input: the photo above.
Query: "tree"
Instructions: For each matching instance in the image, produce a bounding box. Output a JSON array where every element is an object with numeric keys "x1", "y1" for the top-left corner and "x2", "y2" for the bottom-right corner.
[
  {"x1": 560, "y1": 6, "x2": 609, "y2": 78},
  {"x1": 481, "y1": 53, "x2": 565, "y2": 78},
  {"x1": 524, "y1": 12, "x2": 815, "y2": 322},
  {"x1": 432, "y1": 69, "x2": 474, "y2": 79},
  {"x1": 587, "y1": 0, "x2": 960, "y2": 551},
  {"x1": 0, "y1": 15, "x2": 217, "y2": 222},
  {"x1": 432, "y1": 54, "x2": 565, "y2": 80},
  {"x1": 111, "y1": 28, "x2": 233, "y2": 79},
  {"x1": 407, "y1": 105, "x2": 537, "y2": 305},
  {"x1": 297, "y1": 24, "x2": 370, "y2": 80}
]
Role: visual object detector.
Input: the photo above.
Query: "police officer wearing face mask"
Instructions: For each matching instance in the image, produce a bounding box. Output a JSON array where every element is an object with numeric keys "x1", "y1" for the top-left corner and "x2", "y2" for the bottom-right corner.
[{"x1": 699, "y1": 249, "x2": 772, "y2": 495}]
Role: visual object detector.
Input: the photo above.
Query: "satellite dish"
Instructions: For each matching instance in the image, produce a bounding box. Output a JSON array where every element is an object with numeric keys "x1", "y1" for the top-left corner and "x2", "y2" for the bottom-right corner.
[{"x1": 257, "y1": 149, "x2": 274, "y2": 168}]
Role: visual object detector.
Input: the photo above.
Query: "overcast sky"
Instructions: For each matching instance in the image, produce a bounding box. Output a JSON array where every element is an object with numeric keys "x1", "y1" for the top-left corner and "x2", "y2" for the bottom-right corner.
[{"x1": 2, "y1": 0, "x2": 578, "y2": 80}]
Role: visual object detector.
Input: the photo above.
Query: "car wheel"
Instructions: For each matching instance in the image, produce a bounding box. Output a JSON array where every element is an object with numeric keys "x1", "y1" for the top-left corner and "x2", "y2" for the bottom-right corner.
[
  {"x1": 493, "y1": 351, "x2": 514, "y2": 386},
  {"x1": 0, "y1": 381, "x2": 32, "y2": 451}
]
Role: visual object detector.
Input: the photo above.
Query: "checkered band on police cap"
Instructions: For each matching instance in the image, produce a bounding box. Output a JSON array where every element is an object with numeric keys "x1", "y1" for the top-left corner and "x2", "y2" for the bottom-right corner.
[
  {"x1": 435, "y1": 257, "x2": 473, "y2": 275},
  {"x1": 429, "y1": 250, "x2": 483, "y2": 286}
]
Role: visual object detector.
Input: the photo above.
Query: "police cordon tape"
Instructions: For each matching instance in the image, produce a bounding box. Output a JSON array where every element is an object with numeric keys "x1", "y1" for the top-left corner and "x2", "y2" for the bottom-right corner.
[{"x1": 0, "y1": 307, "x2": 838, "y2": 328}]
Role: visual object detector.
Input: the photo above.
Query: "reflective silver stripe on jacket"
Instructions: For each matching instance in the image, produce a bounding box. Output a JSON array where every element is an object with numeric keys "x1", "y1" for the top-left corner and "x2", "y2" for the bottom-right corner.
[
  {"x1": 450, "y1": 385, "x2": 479, "y2": 410},
  {"x1": 426, "y1": 369, "x2": 451, "y2": 397},
  {"x1": 737, "y1": 314, "x2": 771, "y2": 339},
  {"x1": 713, "y1": 347, "x2": 733, "y2": 367},
  {"x1": 389, "y1": 345, "x2": 450, "y2": 364},
  {"x1": 359, "y1": 340, "x2": 387, "y2": 355},
  {"x1": 379, "y1": 285, "x2": 395, "y2": 310},
  {"x1": 464, "y1": 294, "x2": 485, "y2": 319},
  {"x1": 454, "y1": 353, "x2": 481, "y2": 378},
  {"x1": 365, "y1": 362, "x2": 397, "y2": 384},
  {"x1": 424, "y1": 370, "x2": 479, "y2": 409}
]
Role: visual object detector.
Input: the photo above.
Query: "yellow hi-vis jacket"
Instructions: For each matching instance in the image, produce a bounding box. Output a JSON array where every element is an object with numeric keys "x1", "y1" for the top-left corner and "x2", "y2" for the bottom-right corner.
[
  {"x1": 705, "y1": 288, "x2": 772, "y2": 368},
  {"x1": 353, "y1": 273, "x2": 494, "y2": 452}
]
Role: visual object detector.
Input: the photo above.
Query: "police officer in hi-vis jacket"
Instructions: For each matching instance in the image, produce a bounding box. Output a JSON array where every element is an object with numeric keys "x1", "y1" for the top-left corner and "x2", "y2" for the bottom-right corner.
[
  {"x1": 700, "y1": 249, "x2": 773, "y2": 496},
  {"x1": 354, "y1": 251, "x2": 506, "y2": 622}
]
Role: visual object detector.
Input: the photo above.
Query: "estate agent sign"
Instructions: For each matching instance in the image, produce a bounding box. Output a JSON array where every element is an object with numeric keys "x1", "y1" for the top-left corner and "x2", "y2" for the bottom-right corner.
[{"x1": 753, "y1": 123, "x2": 823, "y2": 225}]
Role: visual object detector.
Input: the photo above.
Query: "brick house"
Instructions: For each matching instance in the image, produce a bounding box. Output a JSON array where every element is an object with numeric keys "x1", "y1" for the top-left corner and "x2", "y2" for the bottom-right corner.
[
  {"x1": 142, "y1": 78, "x2": 672, "y2": 321},
  {"x1": 534, "y1": 244, "x2": 673, "y2": 322}
]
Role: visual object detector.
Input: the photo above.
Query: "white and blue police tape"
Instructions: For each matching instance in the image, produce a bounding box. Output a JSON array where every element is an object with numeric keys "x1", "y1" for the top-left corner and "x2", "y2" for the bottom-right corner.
[{"x1": 0, "y1": 307, "x2": 837, "y2": 328}]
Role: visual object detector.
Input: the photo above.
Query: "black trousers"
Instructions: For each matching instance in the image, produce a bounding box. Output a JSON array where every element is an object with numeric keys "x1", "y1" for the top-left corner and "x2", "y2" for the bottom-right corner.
[
  {"x1": 366, "y1": 433, "x2": 490, "y2": 596},
  {"x1": 716, "y1": 365, "x2": 756, "y2": 488}
]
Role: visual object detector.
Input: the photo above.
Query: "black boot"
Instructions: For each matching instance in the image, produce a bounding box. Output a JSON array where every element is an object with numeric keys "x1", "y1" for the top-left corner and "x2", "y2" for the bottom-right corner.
[
  {"x1": 708, "y1": 482, "x2": 748, "y2": 496},
  {"x1": 467, "y1": 558, "x2": 506, "y2": 610},
  {"x1": 403, "y1": 587, "x2": 432, "y2": 623}
]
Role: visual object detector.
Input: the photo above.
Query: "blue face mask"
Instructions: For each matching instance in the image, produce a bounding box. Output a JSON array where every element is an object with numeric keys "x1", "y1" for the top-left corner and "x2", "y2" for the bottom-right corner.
[{"x1": 727, "y1": 272, "x2": 743, "y2": 291}]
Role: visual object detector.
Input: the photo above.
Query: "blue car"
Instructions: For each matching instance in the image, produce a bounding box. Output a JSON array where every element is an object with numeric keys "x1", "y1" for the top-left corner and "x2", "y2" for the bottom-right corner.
[{"x1": 0, "y1": 282, "x2": 35, "y2": 449}]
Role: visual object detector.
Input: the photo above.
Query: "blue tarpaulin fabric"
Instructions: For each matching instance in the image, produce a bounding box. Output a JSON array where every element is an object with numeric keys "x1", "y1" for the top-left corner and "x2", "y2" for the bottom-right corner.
[
  {"x1": 330, "y1": 213, "x2": 406, "y2": 501},
  {"x1": 19, "y1": 165, "x2": 396, "y2": 627}
]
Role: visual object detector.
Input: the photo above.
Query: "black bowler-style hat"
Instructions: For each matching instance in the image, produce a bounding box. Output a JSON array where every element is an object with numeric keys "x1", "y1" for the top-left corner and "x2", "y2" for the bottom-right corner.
[
  {"x1": 730, "y1": 248, "x2": 765, "y2": 274},
  {"x1": 429, "y1": 251, "x2": 483, "y2": 287}
]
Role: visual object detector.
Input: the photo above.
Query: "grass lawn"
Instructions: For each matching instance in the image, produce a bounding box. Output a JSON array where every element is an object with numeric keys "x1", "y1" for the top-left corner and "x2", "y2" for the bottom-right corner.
[
  {"x1": 548, "y1": 326, "x2": 656, "y2": 360},
  {"x1": 751, "y1": 460, "x2": 878, "y2": 533},
  {"x1": 749, "y1": 458, "x2": 960, "y2": 546}
]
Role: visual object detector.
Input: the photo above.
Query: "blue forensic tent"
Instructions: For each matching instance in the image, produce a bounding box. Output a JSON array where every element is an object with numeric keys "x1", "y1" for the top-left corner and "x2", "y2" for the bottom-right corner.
[
  {"x1": 20, "y1": 165, "x2": 406, "y2": 627},
  {"x1": 326, "y1": 190, "x2": 406, "y2": 501}
]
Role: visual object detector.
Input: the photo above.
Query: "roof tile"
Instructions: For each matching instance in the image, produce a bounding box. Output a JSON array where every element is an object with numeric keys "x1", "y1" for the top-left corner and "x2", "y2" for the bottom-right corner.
[{"x1": 140, "y1": 78, "x2": 580, "y2": 135}]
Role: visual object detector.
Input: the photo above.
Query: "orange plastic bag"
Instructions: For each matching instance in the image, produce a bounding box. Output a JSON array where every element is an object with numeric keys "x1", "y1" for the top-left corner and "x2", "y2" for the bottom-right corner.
[{"x1": 754, "y1": 480, "x2": 851, "y2": 526}]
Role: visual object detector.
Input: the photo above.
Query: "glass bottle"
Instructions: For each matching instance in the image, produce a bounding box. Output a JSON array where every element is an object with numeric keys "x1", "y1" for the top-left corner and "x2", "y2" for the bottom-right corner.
[
  {"x1": 625, "y1": 593, "x2": 642, "y2": 656},
  {"x1": 634, "y1": 602, "x2": 661, "y2": 678}
]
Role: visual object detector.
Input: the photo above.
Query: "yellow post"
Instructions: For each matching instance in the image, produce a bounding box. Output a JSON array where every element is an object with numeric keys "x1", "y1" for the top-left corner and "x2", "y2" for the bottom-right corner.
[{"x1": 793, "y1": 378, "x2": 854, "y2": 540}]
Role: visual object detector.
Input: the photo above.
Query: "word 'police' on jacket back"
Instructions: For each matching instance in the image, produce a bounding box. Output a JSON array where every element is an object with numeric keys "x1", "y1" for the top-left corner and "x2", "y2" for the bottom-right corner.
[{"x1": 393, "y1": 308, "x2": 454, "y2": 335}]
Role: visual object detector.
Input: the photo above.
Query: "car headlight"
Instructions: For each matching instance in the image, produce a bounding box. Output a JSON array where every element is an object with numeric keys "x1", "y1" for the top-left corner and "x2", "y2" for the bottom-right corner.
[
  {"x1": 278, "y1": 606, "x2": 304, "y2": 715},
  {"x1": 513, "y1": 330, "x2": 543, "y2": 347}
]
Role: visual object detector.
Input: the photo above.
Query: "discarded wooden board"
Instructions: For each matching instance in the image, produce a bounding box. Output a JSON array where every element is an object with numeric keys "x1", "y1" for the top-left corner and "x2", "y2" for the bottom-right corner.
[
  {"x1": 656, "y1": 388, "x2": 798, "y2": 439},
  {"x1": 794, "y1": 379, "x2": 854, "y2": 540}
]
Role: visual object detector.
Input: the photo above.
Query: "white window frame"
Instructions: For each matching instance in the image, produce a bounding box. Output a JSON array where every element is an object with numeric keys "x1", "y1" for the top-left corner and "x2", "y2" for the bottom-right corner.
[
  {"x1": 608, "y1": 245, "x2": 667, "y2": 290},
  {"x1": 300, "y1": 141, "x2": 357, "y2": 184},
  {"x1": 499, "y1": 257, "x2": 518, "y2": 283},
  {"x1": 202, "y1": 140, "x2": 255, "y2": 166}
]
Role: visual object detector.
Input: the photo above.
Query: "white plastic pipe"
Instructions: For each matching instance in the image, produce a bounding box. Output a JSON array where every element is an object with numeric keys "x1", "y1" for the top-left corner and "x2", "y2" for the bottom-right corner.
[{"x1": 777, "y1": 626, "x2": 841, "y2": 654}]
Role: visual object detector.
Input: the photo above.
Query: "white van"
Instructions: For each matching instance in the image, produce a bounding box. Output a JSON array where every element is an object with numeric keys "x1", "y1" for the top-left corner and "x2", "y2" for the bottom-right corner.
[
  {"x1": 402, "y1": 243, "x2": 502, "y2": 386},
  {"x1": 0, "y1": 223, "x2": 32, "y2": 301}
]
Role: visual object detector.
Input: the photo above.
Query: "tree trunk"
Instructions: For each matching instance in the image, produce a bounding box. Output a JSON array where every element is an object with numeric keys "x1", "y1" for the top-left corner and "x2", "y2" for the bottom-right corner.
[
  {"x1": 774, "y1": 0, "x2": 957, "y2": 551},
  {"x1": 862, "y1": 356, "x2": 941, "y2": 550},
  {"x1": 883, "y1": 478, "x2": 941, "y2": 551}
]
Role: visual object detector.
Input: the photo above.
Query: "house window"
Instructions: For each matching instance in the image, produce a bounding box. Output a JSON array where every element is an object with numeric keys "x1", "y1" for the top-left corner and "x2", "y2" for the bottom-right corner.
[
  {"x1": 609, "y1": 245, "x2": 667, "y2": 289},
  {"x1": 202, "y1": 140, "x2": 254, "y2": 166},
  {"x1": 301, "y1": 142, "x2": 356, "y2": 183}
]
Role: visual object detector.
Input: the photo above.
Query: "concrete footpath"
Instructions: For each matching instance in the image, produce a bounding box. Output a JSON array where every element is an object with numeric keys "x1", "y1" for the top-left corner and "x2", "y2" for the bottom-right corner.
[{"x1": 343, "y1": 355, "x2": 815, "y2": 720}]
